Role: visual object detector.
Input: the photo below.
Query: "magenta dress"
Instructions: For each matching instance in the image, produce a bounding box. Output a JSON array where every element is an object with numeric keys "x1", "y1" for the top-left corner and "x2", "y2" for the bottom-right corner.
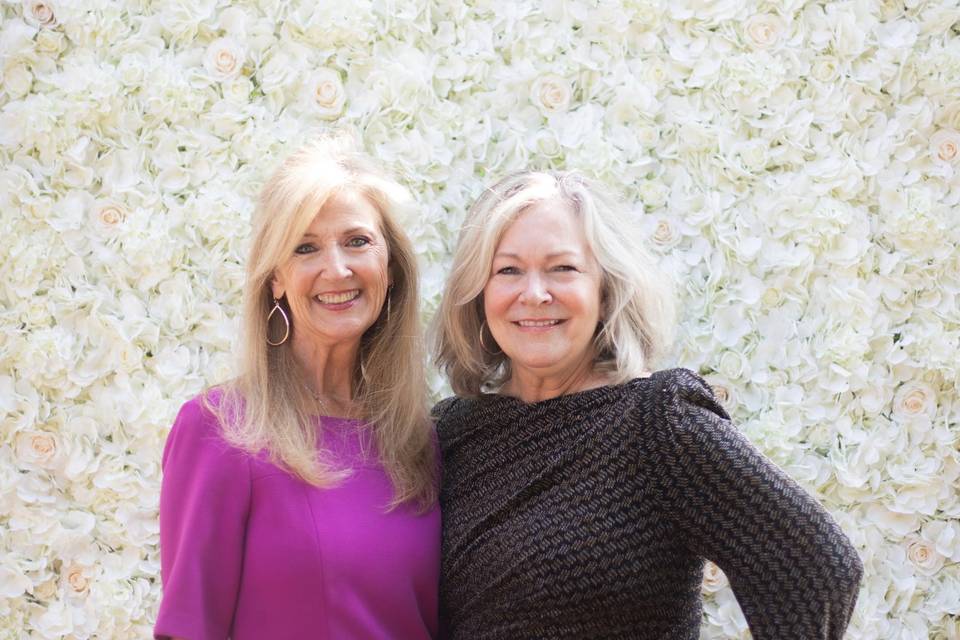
[{"x1": 154, "y1": 393, "x2": 440, "y2": 640}]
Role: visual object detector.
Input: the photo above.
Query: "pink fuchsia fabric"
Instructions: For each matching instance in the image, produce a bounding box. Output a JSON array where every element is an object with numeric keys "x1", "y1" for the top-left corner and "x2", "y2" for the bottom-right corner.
[{"x1": 154, "y1": 393, "x2": 440, "y2": 640}]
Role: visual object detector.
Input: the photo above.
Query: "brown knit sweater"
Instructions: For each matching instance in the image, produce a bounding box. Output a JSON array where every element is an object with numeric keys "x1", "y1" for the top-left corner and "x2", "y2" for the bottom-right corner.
[{"x1": 434, "y1": 368, "x2": 863, "y2": 639}]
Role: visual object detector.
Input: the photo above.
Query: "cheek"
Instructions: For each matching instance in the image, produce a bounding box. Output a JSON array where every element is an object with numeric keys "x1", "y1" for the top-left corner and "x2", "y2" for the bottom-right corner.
[{"x1": 482, "y1": 283, "x2": 508, "y2": 321}]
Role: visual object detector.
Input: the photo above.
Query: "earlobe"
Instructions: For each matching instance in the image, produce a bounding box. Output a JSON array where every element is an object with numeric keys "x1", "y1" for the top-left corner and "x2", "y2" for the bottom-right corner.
[{"x1": 270, "y1": 274, "x2": 284, "y2": 301}]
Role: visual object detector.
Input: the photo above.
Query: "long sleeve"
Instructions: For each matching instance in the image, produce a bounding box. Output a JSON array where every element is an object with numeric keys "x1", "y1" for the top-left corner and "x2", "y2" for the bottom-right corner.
[
  {"x1": 638, "y1": 369, "x2": 863, "y2": 639},
  {"x1": 154, "y1": 395, "x2": 251, "y2": 640}
]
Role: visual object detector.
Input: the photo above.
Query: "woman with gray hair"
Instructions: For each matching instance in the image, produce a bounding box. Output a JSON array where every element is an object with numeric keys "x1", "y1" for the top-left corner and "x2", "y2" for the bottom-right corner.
[
  {"x1": 432, "y1": 170, "x2": 863, "y2": 639},
  {"x1": 155, "y1": 136, "x2": 440, "y2": 640}
]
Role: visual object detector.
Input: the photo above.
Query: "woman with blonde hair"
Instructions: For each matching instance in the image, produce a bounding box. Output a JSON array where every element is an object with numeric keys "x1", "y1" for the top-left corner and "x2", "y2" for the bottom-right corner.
[
  {"x1": 433, "y1": 170, "x2": 863, "y2": 639},
  {"x1": 154, "y1": 136, "x2": 439, "y2": 640}
]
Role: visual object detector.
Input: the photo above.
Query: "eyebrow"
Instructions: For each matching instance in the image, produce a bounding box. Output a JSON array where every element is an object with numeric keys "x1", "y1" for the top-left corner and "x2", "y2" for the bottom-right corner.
[
  {"x1": 302, "y1": 225, "x2": 378, "y2": 239},
  {"x1": 493, "y1": 250, "x2": 582, "y2": 260}
]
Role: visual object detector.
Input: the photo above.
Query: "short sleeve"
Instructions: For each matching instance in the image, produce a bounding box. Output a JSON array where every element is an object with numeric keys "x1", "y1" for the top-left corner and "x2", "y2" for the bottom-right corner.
[
  {"x1": 154, "y1": 395, "x2": 251, "y2": 640},
  {"x1": 637, "y1": 368, "x2": 863, "y2": 640}
]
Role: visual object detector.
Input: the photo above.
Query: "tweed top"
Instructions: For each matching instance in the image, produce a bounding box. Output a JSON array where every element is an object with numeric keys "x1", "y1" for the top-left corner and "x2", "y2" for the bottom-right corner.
[{"x1": 435, "y1": 368, "x2": 863, "y2": 639}]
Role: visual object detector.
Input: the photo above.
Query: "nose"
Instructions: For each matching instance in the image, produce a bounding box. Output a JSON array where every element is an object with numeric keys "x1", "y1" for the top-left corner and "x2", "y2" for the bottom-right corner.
[
  {"x1": 319, "y1": 247, "x2": 352, "y2": 279},
  {"x1": 518, "y1": 273, "x2": 551, "y2": 305}
]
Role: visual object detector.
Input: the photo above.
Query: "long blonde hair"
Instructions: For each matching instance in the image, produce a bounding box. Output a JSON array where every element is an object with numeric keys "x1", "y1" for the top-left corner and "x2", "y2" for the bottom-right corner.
[
  {"x1": 433, "y1": 170, "x2": 675, "y2": 397},
  {"x1": 208, "y1": 135, "x2": 436, "y2": 509}
]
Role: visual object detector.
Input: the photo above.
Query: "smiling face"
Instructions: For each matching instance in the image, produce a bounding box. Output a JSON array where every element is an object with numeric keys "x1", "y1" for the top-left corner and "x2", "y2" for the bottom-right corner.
[
  {"x1": 483, "y1": 198, "x2": 603, "y2": 385},
  {"x1": 271, "y1": 189, "x2": 390, "y2": 354}
]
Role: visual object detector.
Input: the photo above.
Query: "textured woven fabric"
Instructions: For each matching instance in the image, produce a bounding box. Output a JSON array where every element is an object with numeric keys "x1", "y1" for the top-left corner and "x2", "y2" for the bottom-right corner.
[{"x1": 435, "y1": 368, "x2": 863, "y2": 639}]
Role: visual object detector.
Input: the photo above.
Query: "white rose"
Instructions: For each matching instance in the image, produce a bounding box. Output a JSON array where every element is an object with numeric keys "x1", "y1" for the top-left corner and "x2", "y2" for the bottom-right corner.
[
  {"x1": 203, "y1": 37, "x2": 244, "y2": 81},
  {"x1": 702, "y1": 561, "x2": 729, "y2": 593},
  {"x1": 63, "y1": 563, "x2": 89, "y2": 595},
  {"x1": 937, "y1": 102, "x2": 960, "y2": 130},
  {"x1": 33, "y1": 577, "x2": 58, "y2": 600},
  {"x1": 930, "y1": 129, "x2": 960, "y2": 165},
  {"x1": 717, "y1": 351, "x2": 748, "y2": 380},
  {"x1": 810, "y1": 56, "x2": 841, "y2": 83},
  {"x1": 530, "y1": 73, "x2": 572, "y2": 114},
  {"x1": 91, "y1": 200, "x2": 126, "y2": 232},
  {"x1": 647, "y1": 216, "x2": 681, "y2": 250},
  {"x1": 634, "y1": 122, "x2": 660, "y2": 148},
  {"x1": 743, "y1": 13, "x2": 785, "y2": 49},
  {"x1": 892, "y1": 381, "x2": 936, "y2": 421},
  {"x1": 223, "y1": 76, "x2": 253, "y2": 103},
  {"x1": 736, "y1": 139, "x2": 769, "y2": 172},
  {"x1": 308, "y1": 68, "x2": 346, "y2": 119},
  {"x1": 704, "y1": 375, "x2": 737, "y2": 413},
  {"x1": 15, "y1": 431, "x2": 58, "y2": 467},
  {"x1": 907, "y1": 539, "x2": 944, "y2": 576},
  {"x1": 23, "y1": 0, "x2": 57, "y2": 28},
  {"x1": 526, "y1": 128, "x2": 563, "y2": 158},
  {"x1": 637, "y1": 181, "x2": 668, "y2": 208}
]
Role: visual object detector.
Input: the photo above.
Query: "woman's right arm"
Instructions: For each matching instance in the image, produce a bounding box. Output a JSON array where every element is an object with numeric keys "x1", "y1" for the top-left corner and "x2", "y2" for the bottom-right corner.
[{"x1": 154, "y1": 396, "x2": 252, "y2": 640}]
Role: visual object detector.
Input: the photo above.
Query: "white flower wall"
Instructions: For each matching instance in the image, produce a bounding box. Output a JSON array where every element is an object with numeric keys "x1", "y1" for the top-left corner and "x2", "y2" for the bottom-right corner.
[{"x1": 1, "y1": 0, "x2": 958, "y2": 637}]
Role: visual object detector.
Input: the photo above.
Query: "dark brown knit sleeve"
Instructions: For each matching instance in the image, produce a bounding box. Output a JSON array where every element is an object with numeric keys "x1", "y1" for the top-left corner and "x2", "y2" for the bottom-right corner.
[{"x1": 639, "y1": 369, "x2": 863, "y2": 639}]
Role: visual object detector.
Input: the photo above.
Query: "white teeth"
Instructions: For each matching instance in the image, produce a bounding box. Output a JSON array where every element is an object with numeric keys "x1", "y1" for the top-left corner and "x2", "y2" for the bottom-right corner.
[
  {"x1": 517, "y1": 319, "x2": 560, "y2": 327},
  {"x1": 316, "y1": 290, "x2": 359, "y2": 304}
]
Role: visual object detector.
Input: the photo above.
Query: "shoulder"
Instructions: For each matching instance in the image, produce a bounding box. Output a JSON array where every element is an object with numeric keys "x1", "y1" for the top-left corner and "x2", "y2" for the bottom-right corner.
[
  {"x1": 162, "y1": 388, "x2": 244, "y2": 470},
  {"x1": 645, "y1": 367, "x2": 730, "y2": 421},
  {"x1": 430, "y1": 395, "x2": 483, "y2": 444},
  {"x1": 621, "y1": 368, "x2": 732, "y2": 450}
]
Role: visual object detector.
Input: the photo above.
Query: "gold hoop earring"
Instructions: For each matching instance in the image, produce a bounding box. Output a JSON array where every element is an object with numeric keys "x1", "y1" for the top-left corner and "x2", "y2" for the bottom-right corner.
[
  {"x1": 479, "y1": 320, "x2": 501, "y2": 355},
  {"x1": 266, "y1": 298, "x2": 290, "y2": 346}
]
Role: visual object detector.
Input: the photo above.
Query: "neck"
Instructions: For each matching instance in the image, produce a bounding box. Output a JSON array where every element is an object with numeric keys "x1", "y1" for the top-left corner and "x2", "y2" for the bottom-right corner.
[
  {"x1": 503, "y1": 354, "x2": 608, "y2": 403},
  {"x1": 289, "y1": 333, "x2": 359, "y2": 416}
]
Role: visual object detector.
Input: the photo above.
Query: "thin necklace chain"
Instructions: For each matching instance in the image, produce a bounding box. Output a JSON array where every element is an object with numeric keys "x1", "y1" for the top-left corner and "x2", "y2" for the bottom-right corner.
[{"x1": 302, "y1": 383, "x2": 331, "y2": 414}]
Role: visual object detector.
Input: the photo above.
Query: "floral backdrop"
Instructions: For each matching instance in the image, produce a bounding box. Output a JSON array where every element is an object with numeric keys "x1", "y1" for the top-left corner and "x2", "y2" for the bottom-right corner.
[{"x1": 1, "y1": 0, "x2": 959, "y2": 637}]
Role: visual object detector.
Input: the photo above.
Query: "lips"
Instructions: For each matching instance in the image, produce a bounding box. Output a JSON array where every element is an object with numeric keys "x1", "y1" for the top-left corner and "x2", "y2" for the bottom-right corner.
[
  {"x1": 315, "y1": 289, "x2": 360, "y2": 304},
  {"x1": 515, "y1": 319, "x2": 563, "y2": 328}
]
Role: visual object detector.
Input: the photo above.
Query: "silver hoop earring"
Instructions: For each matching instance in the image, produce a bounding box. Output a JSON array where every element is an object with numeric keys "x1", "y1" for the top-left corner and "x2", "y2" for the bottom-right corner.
[
  {"x1": 266, "y1": 298, "x2": 290, "y2": 346},
  {"x1": 386, "y1": 286, "x2": 392, "y2": 322},
  {"x1": 479, "y1": 320, "x2": 501, "y2": 355}
]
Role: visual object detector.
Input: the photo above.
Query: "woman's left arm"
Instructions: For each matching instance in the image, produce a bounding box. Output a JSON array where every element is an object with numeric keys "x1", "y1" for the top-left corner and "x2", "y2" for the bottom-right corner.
[{"x1": 640, "y1": 369, "x2": 863, "y2": 640}]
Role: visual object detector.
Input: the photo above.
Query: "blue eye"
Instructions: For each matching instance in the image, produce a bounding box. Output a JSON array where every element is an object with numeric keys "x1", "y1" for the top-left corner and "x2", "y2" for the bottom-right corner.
[
  {"x1": 554, "y1": 265, "x2": 578, "y2": 272},
  {"x1": 294, "y1": 243, "x2": 316, "y2": 254},
  {"x1": 347, "y1": 237, "x2": 371, "y2": 248},
  {"x1": 496, "y1": 266, "x2": 519, "y2": 275}
]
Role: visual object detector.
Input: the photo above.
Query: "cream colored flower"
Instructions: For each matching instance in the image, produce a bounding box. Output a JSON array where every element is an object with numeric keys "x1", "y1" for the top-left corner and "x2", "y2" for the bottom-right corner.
[
  {"x1": 702, "y1": 561, "x2": 729, "y2": 593},
  {"x1": 64, "y1": 564, "x2": 89, "y2": 595},
  {"x1": 92, "y1": 200, "x2": 126, "y2": 231},
  {"x1": 309, "y1": 68, "x2": 346, "y2": 119},
  {"x1": 33, "y1": 578, "x2": 57, "y2": 600},
  {"x1": 650, "y1": 218, "x2": 679, "y2": 248},
  {"x1": 892, "y1": 381, "x2": 936, "y2": 420},
  {"x1": 744, "y1": 14, "x2": 785, "y2": 49},
  {"x1": 15, "y1": 431, "x2": 58, "y2": 467},
  {"x1": 24, "y1": 0, "x2": 57, "y2": 27},
  {"x1": 530, "y1": 74, "x2": 572, "y2": 114},
  {"x1": 930, "y1": 129, "x2": 960, "y2": 165},
  {"x1": 907, "y1": 539, "x2": 944, "y2": 576},
  {"x1": 810, "y1": 56, "x2": 841, "y2": 83},
  {"x1": 637, "y1": 181, "x2": 668, "y2": 208},
  {"x1": 203, "y1": 37, "x2": 244, "y2": 81},
  {"x1": 526, "y1": 129, "x2": 563, "y2": 158},
  {"x1": 938, "y1": 102, "x2": 960, "y2": 130}
]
